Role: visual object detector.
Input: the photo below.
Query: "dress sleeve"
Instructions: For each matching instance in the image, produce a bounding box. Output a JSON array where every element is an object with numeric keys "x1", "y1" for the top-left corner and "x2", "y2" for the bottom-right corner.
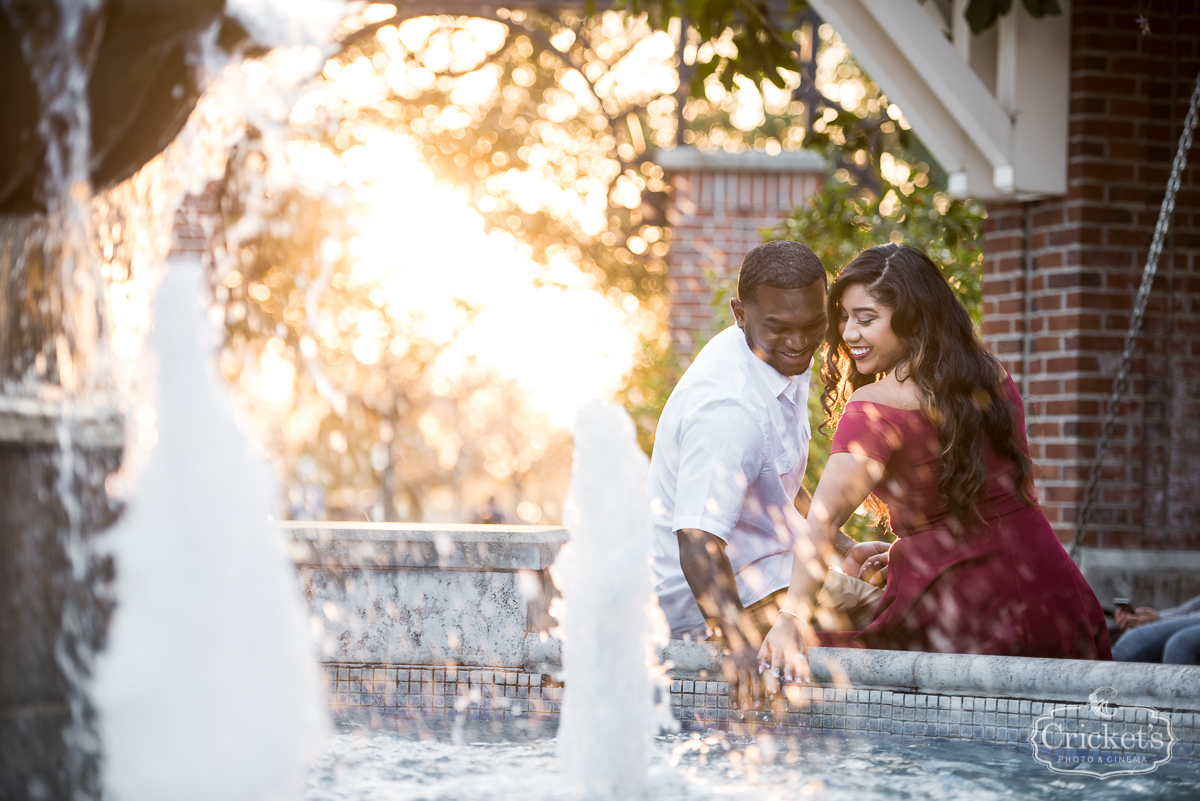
[
  {"x1": 830, "y1": 403, "x2": 902, "y2": 465},
  {"x1": 1002, "y1": 374, "x2": 1031, "y2": 457}
]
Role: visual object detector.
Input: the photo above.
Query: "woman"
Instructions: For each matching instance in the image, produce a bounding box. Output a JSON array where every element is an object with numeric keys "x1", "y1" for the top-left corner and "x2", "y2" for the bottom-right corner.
[{"x1": 761, "y1": 244, "x2": 1110, "y2": 682}]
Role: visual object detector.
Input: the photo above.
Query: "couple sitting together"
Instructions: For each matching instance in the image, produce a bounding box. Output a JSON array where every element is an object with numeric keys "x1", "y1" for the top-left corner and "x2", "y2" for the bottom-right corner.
[{"x1": 646, "y1": 240, "x2": 1111, "y2": 707}]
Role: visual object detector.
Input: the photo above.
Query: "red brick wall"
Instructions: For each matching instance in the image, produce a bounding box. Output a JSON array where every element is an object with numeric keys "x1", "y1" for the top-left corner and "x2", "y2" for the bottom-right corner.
[
  {"x1": 665, "y1": 168, "x2": 822, "y2": 358},
  {"x1": 169, "y1": 189, "x2": 218, "y2": 260},
  {"x1": 982, "y1": 0, "x2": 1200, "y2": 548}
]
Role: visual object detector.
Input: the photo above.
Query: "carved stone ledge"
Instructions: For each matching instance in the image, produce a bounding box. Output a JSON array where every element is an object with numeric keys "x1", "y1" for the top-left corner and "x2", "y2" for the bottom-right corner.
[{"x1": 0, "y1": 396, "x2": 124, "y2": 448}]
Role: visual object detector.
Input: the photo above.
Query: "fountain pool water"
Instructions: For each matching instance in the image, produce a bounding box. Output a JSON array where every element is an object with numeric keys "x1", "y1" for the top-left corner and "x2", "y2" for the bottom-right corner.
[{"x1": 299, "y1": 723, "x2": 1200, "y2": 801}]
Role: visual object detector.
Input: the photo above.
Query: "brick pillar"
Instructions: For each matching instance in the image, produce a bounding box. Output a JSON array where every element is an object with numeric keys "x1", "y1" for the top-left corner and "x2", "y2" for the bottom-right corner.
[
  {"x1": 981, "y1": 1, "x2": 1200, "y2": 549},
  {"x1": 170, "y1": 188, "x2": 218, "y2": 261},
  {"x1": 657, "y1": 148, "x2": 824, "y2": 359}
]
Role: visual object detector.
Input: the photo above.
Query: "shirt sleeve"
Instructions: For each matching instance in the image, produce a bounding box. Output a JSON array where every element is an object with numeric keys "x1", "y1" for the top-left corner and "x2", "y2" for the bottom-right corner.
[
  {"x1": 671, "y1": 398, "x2": 767, "y2": 541},
  {"x1": 1159, "y1": 594, "x2": 1200, "y2": 619},
  {"x1": 830, "y1": 403, "x2": 902, "y2": 465}
]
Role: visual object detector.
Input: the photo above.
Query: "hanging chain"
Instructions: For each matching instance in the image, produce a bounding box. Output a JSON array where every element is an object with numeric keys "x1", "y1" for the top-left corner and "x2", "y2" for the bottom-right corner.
[{"x1": 1070, "y1": 70, "x2": 1200, "y2": 561}]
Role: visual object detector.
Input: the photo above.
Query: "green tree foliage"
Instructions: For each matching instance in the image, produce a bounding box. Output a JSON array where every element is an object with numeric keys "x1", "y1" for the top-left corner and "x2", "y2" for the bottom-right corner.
[
  {"x1": 962, "y1": 0, "x2": 1062, "y2": 35},
  {"x1": 611, "y1": 333, "x2": 683, "y2": 454},
  {"x1": 333, "y1": 10, "x2": 681, "y2": 305},
  {"x1": 617, "y1": 0, "x2": 806, "y2": 92},
  {"x1": 210, "y1": 4, "x2": 987, "y2": 526},
  {"x1": 211, "y1": 139, "x2": 572, "y2": 523}
]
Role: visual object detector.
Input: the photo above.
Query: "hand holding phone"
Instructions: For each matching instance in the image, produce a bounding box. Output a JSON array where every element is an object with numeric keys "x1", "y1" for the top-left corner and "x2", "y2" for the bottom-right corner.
[{"x1": 1113, "y1": 597, "x2": 1135, "y2": 614}]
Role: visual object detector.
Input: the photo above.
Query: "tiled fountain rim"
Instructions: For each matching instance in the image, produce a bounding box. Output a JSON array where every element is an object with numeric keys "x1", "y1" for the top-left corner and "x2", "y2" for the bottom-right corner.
[
  {"x1": 287, "y1": 523, "x2": 1200, "y2": 713},
  {"x1": 514, "y1": 635, "x2": 1200, "y2": 713},
  {"x1": 661, "y1": 640, "x2": 1200, "y2": 713}
]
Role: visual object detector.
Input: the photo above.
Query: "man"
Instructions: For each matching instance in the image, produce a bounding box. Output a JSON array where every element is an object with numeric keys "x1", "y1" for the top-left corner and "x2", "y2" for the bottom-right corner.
[
  {"x1": 646, "y1": 240, "x2": 885, "y2": 708},
  {"x1": 474, "y1": 496, "x2": 505, "y2": 525}
]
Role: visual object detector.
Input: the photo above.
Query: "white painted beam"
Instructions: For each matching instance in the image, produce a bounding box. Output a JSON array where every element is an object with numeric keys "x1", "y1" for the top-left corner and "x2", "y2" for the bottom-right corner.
[
  {"x1": 1005, "y1": 2, "x2": 1071, "y2": 195},
  {"x1": 951, "y1": 0, "x2": 971, "y2": 62},
  {"x1": 807, "y1": 0, "x2": 997, "y2": 197},
  {"x1": 862, "y1": 0, "x2": 1014, "y2": 172},
  {"x1": 808, "y1": 0, "x2": 1069, "y2": 200}
]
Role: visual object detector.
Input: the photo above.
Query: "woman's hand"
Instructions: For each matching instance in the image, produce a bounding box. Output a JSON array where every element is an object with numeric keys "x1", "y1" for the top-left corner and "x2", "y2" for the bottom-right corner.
[
  {"x1": 859, "y1": 551, "x2": 889, "y2": 586},
  {"x1": 1115, "y1": 607, "x2": 1159, "y2": 630},
  {"x1": 842, "y1": 540, "x2": 890, "y2": 586},
  {"x1": 757, "y1": 613, "x2": 812, "y2": 686}
]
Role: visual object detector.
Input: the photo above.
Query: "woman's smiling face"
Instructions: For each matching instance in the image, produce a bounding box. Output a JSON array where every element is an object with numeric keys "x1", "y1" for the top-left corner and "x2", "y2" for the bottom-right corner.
[{"x1": 838, "y1": 282, "x2": 907, "y2": 375}]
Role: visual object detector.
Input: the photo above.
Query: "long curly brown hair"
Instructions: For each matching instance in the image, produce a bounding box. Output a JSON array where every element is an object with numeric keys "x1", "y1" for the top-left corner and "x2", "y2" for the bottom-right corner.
[{"x1": 822, "y1": 244, "x2": 1034, "y2": 523}]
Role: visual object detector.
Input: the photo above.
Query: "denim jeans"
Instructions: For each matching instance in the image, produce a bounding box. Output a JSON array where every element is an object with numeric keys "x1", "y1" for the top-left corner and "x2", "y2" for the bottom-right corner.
[{"x1": 1111, "y1": 613, "x2": 1200, "y2": 665}]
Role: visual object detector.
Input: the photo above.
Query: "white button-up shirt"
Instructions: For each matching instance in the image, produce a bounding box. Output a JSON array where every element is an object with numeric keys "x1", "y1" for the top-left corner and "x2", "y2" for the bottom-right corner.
[{"x1": 646, "y1": 325, "x2": 811, "y2": 639}]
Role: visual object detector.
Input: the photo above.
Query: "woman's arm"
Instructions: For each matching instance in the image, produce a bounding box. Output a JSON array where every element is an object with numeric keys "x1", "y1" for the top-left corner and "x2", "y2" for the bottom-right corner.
[
  {"x1": 784, "y1": 451, "x2": 887, "y2": 612},
  {"x1": 795, "y1": 486, "x2": 862, "y2": 561},
  {"x1": 759, "y1": 450, "x2": 887, "y2": 683}
]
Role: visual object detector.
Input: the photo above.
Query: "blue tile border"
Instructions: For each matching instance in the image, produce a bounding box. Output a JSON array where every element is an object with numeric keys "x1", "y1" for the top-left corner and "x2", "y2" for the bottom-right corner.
[{"x1": 323, "y1": 661, "x2": 1200, "y2": 762}]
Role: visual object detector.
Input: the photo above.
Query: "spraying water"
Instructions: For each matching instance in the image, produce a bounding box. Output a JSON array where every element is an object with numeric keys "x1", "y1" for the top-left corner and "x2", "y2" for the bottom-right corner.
[
  {"x1": 91, "y1": 262, "x2": 326, "y2": 801},
  {"x1": 553, "y1": 401, "x2": 674, "y2": 798},
  {"x1": 0, "y1": 0, "x2": 346, "y2": 796}
]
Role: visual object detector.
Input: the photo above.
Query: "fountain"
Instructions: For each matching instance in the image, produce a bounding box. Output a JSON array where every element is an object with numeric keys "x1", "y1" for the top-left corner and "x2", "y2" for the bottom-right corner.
[
  {"x1": 0, "y1": 1, "x2": 327, "y2": 798},
  {"x1": 90, "y1": 264, "x2": 324, "y2": 800},
  {"x1": 553, "y1": 400, "x2": 674, "y2": 796},
  {"x1": 2, "y1": 2, "x2": 1200, "y2": 799}
]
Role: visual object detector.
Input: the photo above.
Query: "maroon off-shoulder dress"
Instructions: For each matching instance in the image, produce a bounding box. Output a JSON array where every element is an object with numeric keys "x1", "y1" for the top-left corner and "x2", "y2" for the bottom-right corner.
[{"x1": 825, "y1": 377, "x2": 1111, "y2": 659}]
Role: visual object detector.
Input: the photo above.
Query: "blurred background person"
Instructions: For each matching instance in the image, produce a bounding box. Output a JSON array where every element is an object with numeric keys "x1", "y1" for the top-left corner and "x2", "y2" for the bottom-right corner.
[
  {"x1": 473, "y1": 496, "x2": 506, "y2": 525},
  {"x1": 1113, "y1": 595, "x2": 1200, "y2": 665}
]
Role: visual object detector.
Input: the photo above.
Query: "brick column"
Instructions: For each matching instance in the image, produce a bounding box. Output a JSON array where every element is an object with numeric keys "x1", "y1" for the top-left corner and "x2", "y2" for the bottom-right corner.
[
  {"x1": 170, "y1": 189, "x2": 218, "y2": 261},
  {"x1": 981, "y1": 1, "x2": 1200, "y2": 549},
  {"x1": 657, "y1": 148, "x2": 824, "y2": 359}
]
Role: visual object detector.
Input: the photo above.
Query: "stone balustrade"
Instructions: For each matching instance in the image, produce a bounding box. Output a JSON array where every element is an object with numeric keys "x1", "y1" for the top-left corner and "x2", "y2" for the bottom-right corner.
[{"x1": 287, "y1": 522, "x2": 564, "y2": 669}]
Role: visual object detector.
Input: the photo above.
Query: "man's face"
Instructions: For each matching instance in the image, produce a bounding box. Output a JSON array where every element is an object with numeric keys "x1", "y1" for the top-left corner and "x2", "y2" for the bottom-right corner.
[{"x1": 731, "y1": 282, "x2": 828, "y2": 376}]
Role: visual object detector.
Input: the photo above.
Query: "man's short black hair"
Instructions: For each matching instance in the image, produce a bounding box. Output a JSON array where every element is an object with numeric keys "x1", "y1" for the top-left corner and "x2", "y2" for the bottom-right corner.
[{"x1": 737, "y1": 240, "x2": 827, "y2": 304}]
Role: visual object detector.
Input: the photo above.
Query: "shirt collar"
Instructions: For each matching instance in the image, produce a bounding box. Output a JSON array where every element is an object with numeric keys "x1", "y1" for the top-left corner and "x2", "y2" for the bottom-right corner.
[
  {"x1": 735, "y1": 329, "x2": 806, "y2": 405},
  {"x1": 781, "y1": 377, "x2": 801, "y2": 406}
]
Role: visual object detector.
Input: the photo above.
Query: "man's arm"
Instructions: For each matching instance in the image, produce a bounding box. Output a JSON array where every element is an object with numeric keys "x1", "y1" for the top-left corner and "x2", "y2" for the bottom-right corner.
[{"x1": 677, "y1": 528, "x2": 762, "y2": 709}]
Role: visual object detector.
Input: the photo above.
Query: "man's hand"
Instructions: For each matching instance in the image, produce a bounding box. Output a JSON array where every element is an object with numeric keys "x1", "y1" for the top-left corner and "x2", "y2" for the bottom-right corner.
[
  {"x1": 841, "y1": 540, "x2": 890, "y2": 586},
  {"x1": 1115, "y1": 607, "x2": 1159, "y2": 630},
  {"x1": 677, "y1": 529, "x2": 770, "y2": 709},
  {"x1": 723, "y1": 644, "x2": 765, "y2": 711}
]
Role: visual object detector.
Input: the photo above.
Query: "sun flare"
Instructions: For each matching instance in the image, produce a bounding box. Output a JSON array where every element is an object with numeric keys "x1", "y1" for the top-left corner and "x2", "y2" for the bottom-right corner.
[{"x1": 288, "y1": 128, "x2": 644, "y2": 428}]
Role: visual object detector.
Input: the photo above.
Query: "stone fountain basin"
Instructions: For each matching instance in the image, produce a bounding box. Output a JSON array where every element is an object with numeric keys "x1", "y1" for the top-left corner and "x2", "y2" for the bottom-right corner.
[
  {"x1": 285, "y1": 523, "x2": 1200, "y2": 755},
  {"x1": 289, "y1": 522, "x2": 563, "y2": 669}
]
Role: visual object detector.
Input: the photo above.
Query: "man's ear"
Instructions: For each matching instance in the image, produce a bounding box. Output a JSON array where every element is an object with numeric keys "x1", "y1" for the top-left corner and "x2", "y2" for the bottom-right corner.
[{"x1": 731, "y1": 297, "x2": 746, "y2": 328}]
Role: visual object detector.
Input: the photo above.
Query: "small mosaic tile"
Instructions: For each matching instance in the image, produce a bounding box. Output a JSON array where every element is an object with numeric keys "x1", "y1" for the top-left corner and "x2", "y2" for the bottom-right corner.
[{"x1": 321, "y1": 661, "x2": 1200, "y2": 763}]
